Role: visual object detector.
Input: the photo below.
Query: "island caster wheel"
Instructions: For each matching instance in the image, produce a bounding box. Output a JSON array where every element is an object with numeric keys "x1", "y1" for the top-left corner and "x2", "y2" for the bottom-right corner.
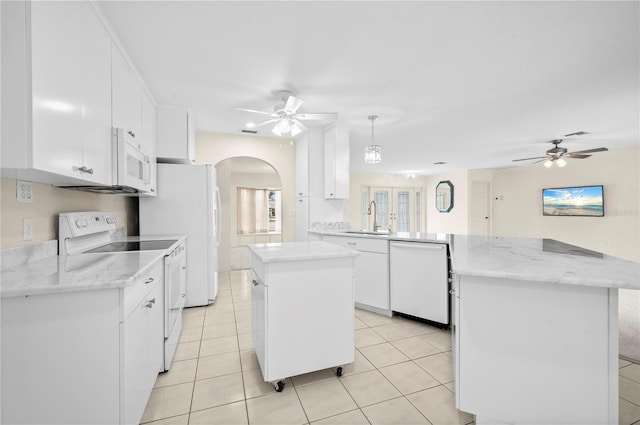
[
  {"x1": 274, "y1": 381, "x2": 285, "y2": 392},
  {"x1": 336, "y1": 367, "x2": 343, "y2": 377}
]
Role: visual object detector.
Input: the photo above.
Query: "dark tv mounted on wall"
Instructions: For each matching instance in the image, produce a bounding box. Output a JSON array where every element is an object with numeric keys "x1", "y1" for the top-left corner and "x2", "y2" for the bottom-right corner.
[{"x1": 542, "y1": 185, "x2": 604, "y2": 217}]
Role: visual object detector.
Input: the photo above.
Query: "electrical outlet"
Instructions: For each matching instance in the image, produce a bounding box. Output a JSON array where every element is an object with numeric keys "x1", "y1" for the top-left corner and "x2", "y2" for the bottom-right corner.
[
  {"x1": 17, "y1": 180, "x2": 33, "y2": 203},
  {"x1": 23, "y1": 219, "x2": 33, "y2": 241}
]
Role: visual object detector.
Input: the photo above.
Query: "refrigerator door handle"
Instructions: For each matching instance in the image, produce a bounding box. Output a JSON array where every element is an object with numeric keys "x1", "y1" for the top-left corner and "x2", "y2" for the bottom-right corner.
[{"x1": 215, "y1": 188, "x2": 222, "y2": 247}]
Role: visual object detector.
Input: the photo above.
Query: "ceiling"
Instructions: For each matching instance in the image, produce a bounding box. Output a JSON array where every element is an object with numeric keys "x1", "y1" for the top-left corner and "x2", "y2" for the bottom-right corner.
[{"x1": 99, "y1": 1, "x2": 639, "y2": 177}]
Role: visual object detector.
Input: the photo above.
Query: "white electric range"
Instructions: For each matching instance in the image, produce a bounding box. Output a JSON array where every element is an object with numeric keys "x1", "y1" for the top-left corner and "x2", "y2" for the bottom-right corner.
[{"x1": 59, "y1": 211, "x2": 186, "y2": 371}]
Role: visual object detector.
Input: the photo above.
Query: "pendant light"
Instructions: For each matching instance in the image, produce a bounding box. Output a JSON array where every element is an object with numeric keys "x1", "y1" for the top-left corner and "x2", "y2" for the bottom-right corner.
[{"x1": 364, "y1": 115, "x2": 381, "y2": 164}]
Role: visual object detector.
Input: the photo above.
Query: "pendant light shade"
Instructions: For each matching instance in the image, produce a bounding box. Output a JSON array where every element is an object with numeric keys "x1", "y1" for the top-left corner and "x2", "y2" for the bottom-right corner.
[{"x1": 364, "y1": 115, "x2": 381, "y2": 164}]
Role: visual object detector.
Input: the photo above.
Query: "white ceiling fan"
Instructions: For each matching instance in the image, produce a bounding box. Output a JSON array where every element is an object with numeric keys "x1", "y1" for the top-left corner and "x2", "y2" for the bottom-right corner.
[{"x1": 235, "y1": 91, "x2": 338, "y2": 137}]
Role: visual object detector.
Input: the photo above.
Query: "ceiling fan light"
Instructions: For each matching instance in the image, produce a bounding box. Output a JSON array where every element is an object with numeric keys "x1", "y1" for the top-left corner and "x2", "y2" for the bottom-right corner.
[
  {"x1": 290, "y1": 121, "x2": 303, "y2": 137},
  {"x1": 556, "y1": 158, "x2": 567, "y2": 167},
  {"x1": 271, "y1": 126, "x2": 282, "y2": 136},
  {"x1": 365, "y1": 145, "x2": 382, "y2": 164},
  {"x1": 544, "y1": 159, "x2": 554, "y2": 168}
]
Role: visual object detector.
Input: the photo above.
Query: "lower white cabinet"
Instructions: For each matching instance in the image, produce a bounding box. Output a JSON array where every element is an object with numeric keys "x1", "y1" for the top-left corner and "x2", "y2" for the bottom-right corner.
[
  {"x1": 121, "y1": 268, "x2": 163, "y2": 424},
  {"x1": 1, "y1": 259, "x2": 164, "y2": 425},
  {"x1": 250, "y1": 252, "x2": 354, "y2": 385},
  {"x1": 322, "y1": 235, "x2": 389, "y2": 313}
]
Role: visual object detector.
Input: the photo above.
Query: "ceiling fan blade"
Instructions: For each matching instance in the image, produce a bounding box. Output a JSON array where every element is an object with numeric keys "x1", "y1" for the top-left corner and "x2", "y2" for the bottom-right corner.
[
  {"x1": 512, "y1": 156, "x2": 547, "y2": 162},
  {"x1": 563, "y1": 154, "x2": 591, "y2": 159},
  {"x1": 252, "y1": 118, "x2": 280, "y2": 128},
  {"x1": 284, "y1": 96, "x2": 304, "y2": 114},
  {"x1": 563, "y1": 131, "x2": 590, "y2": 137},
  {"x1": 234, "y1": 107, "x2": 275, "y2": 117},
  {"x1": 295, "y1": 113, "x2": 339, "y2": 121},
  {"x1": 567, "y1": 147, "x2": 608, "y2": 155}
]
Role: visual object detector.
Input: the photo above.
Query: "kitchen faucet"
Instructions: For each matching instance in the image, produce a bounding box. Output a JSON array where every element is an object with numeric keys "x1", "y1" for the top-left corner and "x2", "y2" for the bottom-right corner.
[{"x1": 367, "y1": 200, "x2": 380, "y2": 232}]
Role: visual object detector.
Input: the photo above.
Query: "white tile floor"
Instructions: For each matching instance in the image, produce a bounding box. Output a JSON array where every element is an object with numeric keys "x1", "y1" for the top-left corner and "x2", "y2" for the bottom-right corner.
[{"x1": 141, "y1": 270, "x2": 640, "y2": 425}]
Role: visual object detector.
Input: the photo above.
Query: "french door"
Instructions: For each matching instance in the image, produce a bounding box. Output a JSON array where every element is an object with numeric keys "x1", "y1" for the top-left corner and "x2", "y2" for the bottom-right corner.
[{"x1": 363, "y1": 187, "x2": 423, "y2": 232}]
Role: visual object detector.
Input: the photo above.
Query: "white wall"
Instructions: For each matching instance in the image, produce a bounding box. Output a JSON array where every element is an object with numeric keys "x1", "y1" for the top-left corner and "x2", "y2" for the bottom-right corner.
[
  {"x1": 196, "y1": 132, "x2": 295, "y2": 272},
  {"x1": 492, "y1": 146, "x2": 639, "y2": 261},
  {"x1": 425, "y1": 170, "x2": 470, "y2": 234}
]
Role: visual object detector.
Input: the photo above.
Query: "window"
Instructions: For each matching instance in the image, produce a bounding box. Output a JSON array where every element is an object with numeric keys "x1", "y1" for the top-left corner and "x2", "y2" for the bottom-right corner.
[
  {"x1": 362, "y1": 186, "x2": 423, "y2": 232},
  {"x1": 237, "y1": 187, "x2": 281, "y2": 234}
]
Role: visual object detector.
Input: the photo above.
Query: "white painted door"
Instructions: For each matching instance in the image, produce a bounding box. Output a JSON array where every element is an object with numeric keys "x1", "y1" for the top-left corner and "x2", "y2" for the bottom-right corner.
[{"x1": 469, "y1": 182, "x2": 490, "y2": 235}]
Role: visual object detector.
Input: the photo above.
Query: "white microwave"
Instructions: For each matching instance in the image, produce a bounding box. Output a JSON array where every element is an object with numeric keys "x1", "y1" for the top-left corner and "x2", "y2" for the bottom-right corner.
[{"x1": 112, "y1": 128, "x2": 151, "y2": 192}]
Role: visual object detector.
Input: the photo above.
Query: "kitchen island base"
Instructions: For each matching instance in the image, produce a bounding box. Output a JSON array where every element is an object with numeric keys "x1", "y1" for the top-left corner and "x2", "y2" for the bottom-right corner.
[
  {"x1": 249, "y1": 242, "x2": 356, "y2": 391},
  {"x1": 454, "y1": 274, "x2": 619, "y2": 424}
]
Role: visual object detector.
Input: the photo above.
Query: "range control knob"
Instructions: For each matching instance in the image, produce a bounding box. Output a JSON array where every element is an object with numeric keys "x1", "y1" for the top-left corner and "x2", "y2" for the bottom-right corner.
[{"x1": 75, "y1": 219, "x2": 88, "y2": 228}]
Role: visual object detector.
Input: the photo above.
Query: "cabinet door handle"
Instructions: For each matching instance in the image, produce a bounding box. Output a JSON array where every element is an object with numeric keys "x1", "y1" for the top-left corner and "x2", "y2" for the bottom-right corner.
[
  {"x1": 128, "y1": 130, "x2": 136, "y2": 138},
  {"x1": 449, "y1": 289, "x2": 456, "y2": 295},
  {"x1": 145, "y1": 301, "x2": 153, "y2": 308},
  {"x1": 252, "y1": 279, "x2": 259, "y2": 286},
  {"x1": 181, "y1": 293, "x2": 186, "y2": 298},
  {"x1": 144, "y1": 278, "x2": 154, "y2": 284},
  {"x1": 347, "y1": 242, "x2": 357, "y2": 246},
  {"x1": 181, "y1": 266, "x2": 186, "y2": 270},
  {"x1": 74, "y1": 165, "x2": 94, "y2": 175}
]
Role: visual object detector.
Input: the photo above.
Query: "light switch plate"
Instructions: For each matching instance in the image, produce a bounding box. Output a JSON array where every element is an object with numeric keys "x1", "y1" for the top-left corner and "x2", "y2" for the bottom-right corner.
[
  {"x1": 23, "y1": 218, "x2": 33, "y2": 241},
  {"x1": 17, "y1": 180, "x2": 33, "y2": 203}
]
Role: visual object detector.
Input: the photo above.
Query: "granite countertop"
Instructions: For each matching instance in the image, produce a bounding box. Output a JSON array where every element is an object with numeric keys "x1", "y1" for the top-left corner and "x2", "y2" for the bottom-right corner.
[
  {"x1": 1, "y1": 235, "x2": 186, "y2": 298},
  {"x1": 248, "y1": 241, "x2": 359, "y2": 263}
]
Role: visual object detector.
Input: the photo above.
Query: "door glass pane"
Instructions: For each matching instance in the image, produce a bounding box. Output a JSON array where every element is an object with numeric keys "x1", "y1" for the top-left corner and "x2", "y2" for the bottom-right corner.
[
  {"x1": 374, "y1": 190, "x2": 388, "y2": 229},
  {"x1": 415, "y1": 191, "x2": 421, "y2": 232},
  {"x1": 396, "y1": 191, "x2": 410, "y2": 232}
]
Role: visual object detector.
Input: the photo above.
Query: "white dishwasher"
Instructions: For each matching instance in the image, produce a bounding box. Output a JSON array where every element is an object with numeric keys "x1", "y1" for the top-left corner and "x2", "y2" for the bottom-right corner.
[{"x1": 390, "y1": 241, "x2": 449, "y2": 327}]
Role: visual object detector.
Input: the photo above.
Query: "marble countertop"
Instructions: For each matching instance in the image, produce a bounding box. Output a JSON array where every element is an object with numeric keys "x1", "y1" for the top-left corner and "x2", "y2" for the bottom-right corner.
[
  {"x1": 309, "y1": 229, "x2": 639, "y2": 290},
  {"x1": 449, "y1": 235, "x2": 639, "y2": 290},
  {"x1": 309, "y1": 229, "x2": 450, "y2": 244},
  {"x1": 248, "y1": 241, "x2": 359, "y2": 263},
  {"x1": 1, "y1": 235, "x2": 186, "y2": 298}
]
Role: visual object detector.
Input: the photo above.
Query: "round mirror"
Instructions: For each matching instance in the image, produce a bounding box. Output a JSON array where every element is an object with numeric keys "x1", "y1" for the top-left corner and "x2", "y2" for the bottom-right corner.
[{"x1": 435, "y1": 181, "x2": 454, "y2": 212}]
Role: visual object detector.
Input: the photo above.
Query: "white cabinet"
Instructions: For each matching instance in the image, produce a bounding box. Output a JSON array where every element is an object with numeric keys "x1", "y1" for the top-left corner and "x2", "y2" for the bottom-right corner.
[
  {"x1": 295, "y1": 196, "x2": 310, "y2": 242},
  {"x1": 295, "y1": 133, "x2": 309, "y2": 197},
  {"x1": 390, "y1": 241, "x2": 449, "y2": 325},
  {"x1": 323, "y1": 126, "x2": 350, "y2": 199},
  {"x1": 112, "y1": 45, "x2": 143, "y2": 148},
  {"x1": 1, "y1": 259, "x2": 165, "y2": 425},
  {"x1": 322, "y1": 235, "x2": 390, "y2": 313},
  {"x1": 121, "y1": 262, "x2": 163, "y2": 425},
  {"x1": 140, "y1": 92, "x2": 157, "y2": 195},
  {"x1": 1, "y1": 1, "x2": 112, "y2": 185},
  {"x1": 156, "y1": 105, "x2": 196, "y2": 164},
  {"x1": 250, "y1": 248, "x2": 354, "y2": 386}
]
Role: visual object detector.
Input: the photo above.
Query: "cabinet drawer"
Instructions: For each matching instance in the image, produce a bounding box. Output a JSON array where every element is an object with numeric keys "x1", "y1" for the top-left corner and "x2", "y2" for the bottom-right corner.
[
  {"x1": 121, "y1": 259, "x2": 164, "y2": 321},
  {"x1": 323, "y1": 235, "x2": 389, "y2": 254}
]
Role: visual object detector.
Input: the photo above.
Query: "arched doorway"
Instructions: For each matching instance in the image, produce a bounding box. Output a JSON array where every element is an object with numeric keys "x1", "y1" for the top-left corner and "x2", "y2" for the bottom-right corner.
[{"x1": 215, "y1": 157, "x2": 282, "y2": 271}]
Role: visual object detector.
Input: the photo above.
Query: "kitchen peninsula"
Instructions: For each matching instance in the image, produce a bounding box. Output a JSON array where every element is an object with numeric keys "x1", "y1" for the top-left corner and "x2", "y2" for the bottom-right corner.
[{"x1": 312, "y1": 230, "x2": 639, "y2": 424}]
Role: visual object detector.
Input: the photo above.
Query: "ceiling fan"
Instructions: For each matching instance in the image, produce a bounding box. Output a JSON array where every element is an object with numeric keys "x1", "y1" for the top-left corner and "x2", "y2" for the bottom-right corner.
[
  {"x1": 235, "y1": 91, "x2": 338, "y2": 137},
  {"x1": 512, "y1": 131, "x2": 608, "y2": 167}
]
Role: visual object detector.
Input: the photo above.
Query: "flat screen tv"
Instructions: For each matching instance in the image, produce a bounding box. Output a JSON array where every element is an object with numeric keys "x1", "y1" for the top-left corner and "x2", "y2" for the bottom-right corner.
[{"x1": 542, "y1": 185, "x2": 604, "y2": 217}]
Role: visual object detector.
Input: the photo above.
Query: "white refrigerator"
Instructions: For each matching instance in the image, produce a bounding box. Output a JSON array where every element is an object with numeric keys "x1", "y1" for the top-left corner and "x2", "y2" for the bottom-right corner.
[{"x1": 140, "y1": 163, "x2": 221, "y2": 307}]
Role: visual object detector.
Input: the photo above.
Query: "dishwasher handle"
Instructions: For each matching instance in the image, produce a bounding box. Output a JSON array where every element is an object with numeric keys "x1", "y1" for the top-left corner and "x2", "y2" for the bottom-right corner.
[{"x1": 390, "y1": 242, "x2": 445, "y2": 251}]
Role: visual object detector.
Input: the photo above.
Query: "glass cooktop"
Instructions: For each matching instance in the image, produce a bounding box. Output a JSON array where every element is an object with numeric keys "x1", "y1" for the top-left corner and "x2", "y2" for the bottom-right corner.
[{"x1": 85, "y1": 240, "x2": 177, "y2": 253}]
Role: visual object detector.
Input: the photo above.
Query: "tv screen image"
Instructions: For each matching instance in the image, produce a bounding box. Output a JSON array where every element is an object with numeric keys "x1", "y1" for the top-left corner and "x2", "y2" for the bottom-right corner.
[{"x1": 542, "y1": 185, "x2": 604, "y2": 217}]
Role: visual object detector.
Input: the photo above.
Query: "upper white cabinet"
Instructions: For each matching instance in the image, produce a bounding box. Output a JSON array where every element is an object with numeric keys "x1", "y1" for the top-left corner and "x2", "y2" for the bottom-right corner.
[
  {"x1": 1, "y1": 1, "x2": 112, "y2": 185},
  {"x1": 295, "y1": 133, "x2": 309, "y2": 197},
  {"x1": 112, "y1": 44, "x2": 143, "y2": 149},
  {"x1": 140, "y1": 92, "x2": 157, "y2": 195},
  {"x1": 323, "y1": 126, "x2": 350, "y2": 199},
  {"x1": 156, "y1": 105, "x2": 196, "y2": 164}
]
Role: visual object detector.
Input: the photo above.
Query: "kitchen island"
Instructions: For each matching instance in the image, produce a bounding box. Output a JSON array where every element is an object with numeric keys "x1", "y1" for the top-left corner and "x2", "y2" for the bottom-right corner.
[
  {"x1": 311, "y1": 230, "x2": 639, "y2": 424},
  {"x1": 248, "y1": 241, "x2": 358, "y2": 391}
]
